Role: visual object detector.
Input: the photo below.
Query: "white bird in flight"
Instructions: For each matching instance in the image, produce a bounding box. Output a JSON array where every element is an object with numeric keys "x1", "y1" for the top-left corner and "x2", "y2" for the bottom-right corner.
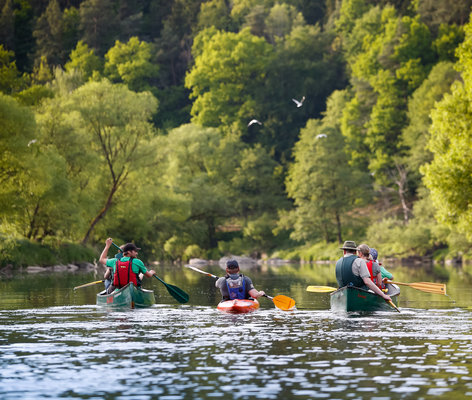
[
  {"x1": 316, "y1": 134, "x2": 327, "y2": 139},
  {"x1": 292, "y1": 96, "x2": 305, "y2": 108},
  {"x1": 27, "y1": 139, "x2": 37, "y2": 147},
  {"x1": 248, "y1": 119, "x2": 262, "y2": 127}
]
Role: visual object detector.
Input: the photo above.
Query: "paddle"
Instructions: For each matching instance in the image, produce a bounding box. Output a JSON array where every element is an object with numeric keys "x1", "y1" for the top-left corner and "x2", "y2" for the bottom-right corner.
[
  {"x1": 383, "y1": 279, "x2": 446, "y2": 295},
  {"x1": 73, "y1": 280, "x2": 104, "y2": 290},
  {"x1": 185, "y1": 264, "x2": 296, "y2": 311},
  {"x1": 306, "y1": 285, "x2": 337, "y2": 293},
  {"x1": 111, "y1": 242, "x2": 189, "y2": 304},
  {"x1": 306, "y1": 285, "x2": 400, "y2": 312}
]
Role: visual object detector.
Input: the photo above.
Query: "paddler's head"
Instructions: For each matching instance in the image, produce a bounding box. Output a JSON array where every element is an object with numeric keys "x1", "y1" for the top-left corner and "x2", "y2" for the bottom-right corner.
[
  {"x1": 226, "y1": 259, "x2": 240, "y2": 277},
  {"x1": 357, "y1": 244, "x2": 370, "y2": 259}
]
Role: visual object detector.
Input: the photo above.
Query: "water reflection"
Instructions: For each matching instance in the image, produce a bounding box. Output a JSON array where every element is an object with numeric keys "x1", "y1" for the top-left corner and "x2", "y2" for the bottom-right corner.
[
  {"x1": 1, "y1": 305, "x2": 472, "y2": 399},
  {"x1": 0, "y1": 262, "x2": 472, "y2": 398}
]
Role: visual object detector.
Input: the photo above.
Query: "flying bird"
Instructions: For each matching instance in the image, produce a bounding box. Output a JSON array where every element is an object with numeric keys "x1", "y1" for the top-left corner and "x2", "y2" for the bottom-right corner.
[
  {"x1": 316, "y1": 134, "x2": 327, "y2": 139},
  {"x1": 248, "y1": 119, "x2": 262, "y2": 127},
  {"x1": 27, "y1": 139, "x2": 37, "y2": 147},
  {"x1": 292, "y1": 96, "x2": 305, "y2": 108}
]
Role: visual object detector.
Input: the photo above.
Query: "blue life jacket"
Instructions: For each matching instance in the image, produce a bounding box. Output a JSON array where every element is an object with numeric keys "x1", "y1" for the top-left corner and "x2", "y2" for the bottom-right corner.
[{"x1": 225, "y1": 275, "x2": 246, "y2": 300}]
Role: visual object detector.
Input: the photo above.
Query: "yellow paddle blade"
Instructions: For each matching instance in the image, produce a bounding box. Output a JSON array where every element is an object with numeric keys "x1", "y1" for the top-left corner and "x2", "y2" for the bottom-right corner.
[
  {"x1": 272, "y1": 295, "x2": 296, "y2": 310},
  {"x1": 386, "y1": 280, "x2": 446, "y2": 295},
  {"x1": 306, "y1": 285, "x2": 337, "y2": 293}
]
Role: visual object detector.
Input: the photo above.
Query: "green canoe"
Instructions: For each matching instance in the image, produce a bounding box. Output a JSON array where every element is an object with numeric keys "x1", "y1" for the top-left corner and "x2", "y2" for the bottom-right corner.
[
  {"x1": 330, "y1": 284, "x2": 400, "y2": 312},
  {"x1": 96, "y1": 283, "x2": 155, "y2": 309}
]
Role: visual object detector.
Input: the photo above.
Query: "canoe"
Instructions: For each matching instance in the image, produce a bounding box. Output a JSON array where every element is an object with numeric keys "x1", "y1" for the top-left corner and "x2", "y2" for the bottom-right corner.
[
  {"x1": 330, "y1": 284, "x2": 400, "y2": 312},
  {"x1": 96, "y1": 283, "x2": 155, "y2": 309},
  {"x1": 217, "y1": 299, "x2": 260, "y2": 314}
]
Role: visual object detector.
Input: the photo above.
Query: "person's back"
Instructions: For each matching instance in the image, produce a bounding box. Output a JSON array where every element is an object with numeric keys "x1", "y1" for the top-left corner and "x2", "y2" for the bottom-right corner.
[
  {"x1": 215, "y1": 260, "x2": 265, "y2": 301},
  {"x1": 335, "y1": 241, "x2": 364, "y2": 288}
]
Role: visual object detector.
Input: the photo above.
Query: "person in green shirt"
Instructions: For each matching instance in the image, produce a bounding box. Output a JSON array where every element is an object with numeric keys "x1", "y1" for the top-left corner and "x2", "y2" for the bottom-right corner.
[
  {"x1": 369, "y1": 248, "x2": 394, "y2": 280},
  {"x1": 99, "y1": 237, "x2": 156, "y2": 294}
]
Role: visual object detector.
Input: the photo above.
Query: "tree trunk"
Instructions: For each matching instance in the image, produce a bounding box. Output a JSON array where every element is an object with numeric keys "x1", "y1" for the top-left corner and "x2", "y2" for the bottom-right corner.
[
  {"x1": 394, "y1": 162, "x2": 410, "y2": 223},
  {"x1": 81, "y1": 182, "x2": 118, "y2": 245},
  {"x1": 335, "y1": 211, "x2": 342, "y2": 244}
]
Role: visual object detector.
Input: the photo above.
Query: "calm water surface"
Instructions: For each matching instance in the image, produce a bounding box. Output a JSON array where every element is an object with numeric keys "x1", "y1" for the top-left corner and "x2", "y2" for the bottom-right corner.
[{"x1": 1, "y1": 262, "x2": 472, "y2": 399}]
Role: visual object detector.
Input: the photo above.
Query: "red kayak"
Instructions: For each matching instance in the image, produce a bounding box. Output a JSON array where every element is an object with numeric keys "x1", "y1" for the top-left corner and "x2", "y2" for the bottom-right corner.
[{"x1": 217, "y1": 299, "x2": 260, "y2": 314}]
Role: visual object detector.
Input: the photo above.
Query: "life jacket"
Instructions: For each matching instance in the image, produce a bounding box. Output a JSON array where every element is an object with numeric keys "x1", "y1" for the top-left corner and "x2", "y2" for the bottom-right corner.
[
  {"x1": 225, "y1": 274, "x2": 246, "y2": 300},
  {"x1": 113, "y1": 258, "x2": 138, "y2": 288},
  {"x1": 335, "y1": 254, "x2": 364, "y2": 288},
  {"x1": 366, "y1": 260, "x2": 378, "y2": 285}
]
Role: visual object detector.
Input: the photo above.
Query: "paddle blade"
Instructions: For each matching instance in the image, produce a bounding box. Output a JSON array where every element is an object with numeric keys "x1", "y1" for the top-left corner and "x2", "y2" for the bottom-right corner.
[
  {"x1": 165, "y1": 283, "x2": 190, "y2": 304},
  {"x1": 153, "y1": 275, "x2": 189, "y2": 304},
  {"x1": 272, "y1": 295, "x2": 296, "y2": 311},
  {"x1": 306, "y1": 285, "x2": 337, "y2": 293},
  {"x1": 386, "y1": 280, "x2": 447, "y2": 295}
]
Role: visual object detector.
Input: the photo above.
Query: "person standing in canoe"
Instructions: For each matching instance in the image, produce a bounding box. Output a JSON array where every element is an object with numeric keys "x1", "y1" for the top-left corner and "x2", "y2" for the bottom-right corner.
[
  {"x1": 99, "y1": 238, "x2": 156, "y2": 294},
  {"x1": 215, "y1": 260, "x2": 265, "y2": 301},
  {"x1": 335, "y1": 241, "x2": 391, "y2": 302}
]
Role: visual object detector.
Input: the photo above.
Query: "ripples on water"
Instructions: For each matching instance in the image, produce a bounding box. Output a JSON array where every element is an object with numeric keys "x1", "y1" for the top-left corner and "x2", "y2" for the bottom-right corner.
[{"x1": 1, "y1": 305, "x2": 472, "y2": 399}]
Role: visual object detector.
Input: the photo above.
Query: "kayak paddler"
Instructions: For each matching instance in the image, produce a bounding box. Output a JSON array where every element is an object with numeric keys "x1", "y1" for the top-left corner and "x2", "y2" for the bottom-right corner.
[{"x1": 215, "y1": 259, "x2": 265, "y2": 301}]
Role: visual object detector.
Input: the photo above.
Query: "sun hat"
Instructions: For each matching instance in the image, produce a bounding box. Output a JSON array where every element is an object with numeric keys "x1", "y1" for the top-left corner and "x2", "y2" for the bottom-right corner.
[{"x1": 340, "y1": 240, "x2": 358, "y2": 251}]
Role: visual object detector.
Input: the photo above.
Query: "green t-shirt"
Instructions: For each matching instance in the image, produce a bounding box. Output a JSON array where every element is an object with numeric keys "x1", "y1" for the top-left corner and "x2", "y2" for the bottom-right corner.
[{"x1": 106, "y1": 257, "x2": 147, "y2": 275}]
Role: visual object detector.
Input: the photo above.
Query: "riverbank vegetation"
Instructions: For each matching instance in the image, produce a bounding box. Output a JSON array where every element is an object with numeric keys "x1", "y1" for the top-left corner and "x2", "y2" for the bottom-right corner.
[{"x1": 2, "y1": 0, "x2": 472, "y2": 267}]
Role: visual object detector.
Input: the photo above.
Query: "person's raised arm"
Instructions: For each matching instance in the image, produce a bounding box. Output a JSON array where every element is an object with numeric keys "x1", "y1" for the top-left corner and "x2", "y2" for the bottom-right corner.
[{"x1": 99, "y1": 238, "x2": 113, "y2": 265}]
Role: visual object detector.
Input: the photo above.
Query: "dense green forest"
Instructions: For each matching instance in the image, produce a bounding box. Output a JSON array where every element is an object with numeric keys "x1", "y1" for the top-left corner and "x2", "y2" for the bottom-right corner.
[{"x1": 2, "y1": 0, "x2": 472, "y2": 266}]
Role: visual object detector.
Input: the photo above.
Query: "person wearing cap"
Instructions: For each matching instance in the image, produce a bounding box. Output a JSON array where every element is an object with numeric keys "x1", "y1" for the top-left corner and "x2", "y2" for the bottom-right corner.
[
  {"x1": 215, "y1": 259, "x2": 265, "y2": 301},
  {"x1": 99, "y1": 237, "x2": 156, "y2": 294},
  {"x1": 335, "y1": 241, "x2": 391, "y2": 301},
  {"x1": 369, "y1": 248, "x2": 394, "y2": 280}
]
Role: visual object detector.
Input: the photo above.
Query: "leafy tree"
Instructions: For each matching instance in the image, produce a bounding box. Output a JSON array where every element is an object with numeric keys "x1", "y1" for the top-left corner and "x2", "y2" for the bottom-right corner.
[
  {"x1": 0, "y1": 45, "x2": 25, "y2": 94},
  {"x1": 0, "y1": 0, "x2": 15, "y2": 51},
  {"x1": 422, "y1": 18, "x2": 472, "y2": 239},
  {"x1": 65, "y1": 40, "x2": 103, "y2": 79},
  {"x1": 283, "y1": 90, "x2": 370, "y2": 243},
  {"x1": 185, "y1": 27, "x2": 274, "y2": 129},
  {"x1": 12, "y1": 0, "x2": 35, "y2": 71},
  {"x1": 197, "y1": 0, "x2": 233, "y2": 31},
  {"x1": 158, "y1": 124, "x2": 237, "y2": 250},
  {"x1": 402, "y1": 61, "x2": 459, "y2": 173},
  {"x1": 0, "y1": 93, "x2": 70, "y2": 241},
  {"x1": 32, "y1": 0, "x2": 65, "y2": 66},
  {"x1": 38, "y1": 79, "x2": 159, "y2": 244},
  {"x1": 418, "y1": 0, "x2": 472, "y2": 33},
  {"x1": 104, "y1": 37, "x2": 159, "y2": 92},
  {"x1": 79, "y1": 0, "x2": 120, "y2": 56}
]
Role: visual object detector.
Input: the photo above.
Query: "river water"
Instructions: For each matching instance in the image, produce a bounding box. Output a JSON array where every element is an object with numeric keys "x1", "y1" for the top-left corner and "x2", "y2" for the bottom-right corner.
[{"x1": 1, "y1": 262, "x2": 472, "y2": 399}]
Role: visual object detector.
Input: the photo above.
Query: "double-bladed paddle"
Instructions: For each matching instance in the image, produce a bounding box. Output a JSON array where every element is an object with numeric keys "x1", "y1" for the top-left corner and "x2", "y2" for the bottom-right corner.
[
  {"x1": 185, "y1": 264, "x2": 296, "y2": 311},
  {"x1": 111, "y1": 242, "x2": 189, "y2": 304}
]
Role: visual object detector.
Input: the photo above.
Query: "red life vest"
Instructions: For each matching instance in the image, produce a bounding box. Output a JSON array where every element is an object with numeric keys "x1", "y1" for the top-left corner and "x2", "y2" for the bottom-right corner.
[
  {"x1": 366, "y1": 260, "x2": 378, "y2": 285},
  {"x1": 113, "y1": 258, "x2": 138, "y2": 288}
]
